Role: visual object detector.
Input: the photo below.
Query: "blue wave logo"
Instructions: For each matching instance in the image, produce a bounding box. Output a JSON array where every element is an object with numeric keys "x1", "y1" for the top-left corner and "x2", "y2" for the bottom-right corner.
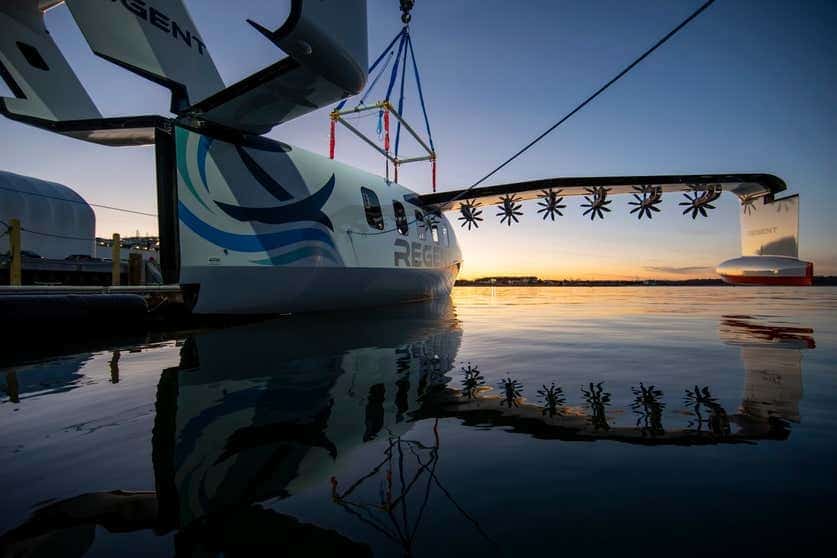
[
  {"x1": 176, "y1": 128, "x2": 343, "y2": 266},
  {"x1": 215, "y1": 174, "x2": 336, "y2": 231}
]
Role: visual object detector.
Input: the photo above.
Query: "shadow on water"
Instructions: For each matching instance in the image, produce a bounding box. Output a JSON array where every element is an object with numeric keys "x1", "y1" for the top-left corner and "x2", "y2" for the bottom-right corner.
[{"x1": 0, "y1": 302, "x2": 817, "y2": 557}]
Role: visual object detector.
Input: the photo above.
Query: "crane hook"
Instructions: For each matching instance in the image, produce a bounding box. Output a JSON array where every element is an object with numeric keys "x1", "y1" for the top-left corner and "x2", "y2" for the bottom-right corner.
[{"x1": 400, "y1": 0, "x2": 414, "y2": 24}]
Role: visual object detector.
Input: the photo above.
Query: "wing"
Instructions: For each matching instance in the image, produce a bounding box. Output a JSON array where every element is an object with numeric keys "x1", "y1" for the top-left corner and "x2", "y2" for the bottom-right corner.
[{"x1": 417, "y1": 173, "x2": 787, "y2": 212}]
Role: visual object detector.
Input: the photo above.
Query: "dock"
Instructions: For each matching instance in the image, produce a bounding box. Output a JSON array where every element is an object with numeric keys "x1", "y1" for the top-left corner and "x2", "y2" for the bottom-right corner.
[{"x1": 0, "y1": 284, "x2": 187, "y2": 329}]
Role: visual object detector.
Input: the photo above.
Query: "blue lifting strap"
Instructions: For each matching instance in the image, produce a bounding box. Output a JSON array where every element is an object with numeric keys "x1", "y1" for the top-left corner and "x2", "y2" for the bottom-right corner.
[
  {"x1": 336, "y1": 28, "x2": 405, "y2": 111},
  {"x1": 407, "y1": 34, "x2": 435, "y2": 152}
]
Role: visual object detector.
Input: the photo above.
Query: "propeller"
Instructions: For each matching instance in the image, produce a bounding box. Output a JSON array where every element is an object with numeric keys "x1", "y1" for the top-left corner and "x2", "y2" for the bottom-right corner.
[
  {"x1": 537, "y1": 188, "x2": 566, "y2": 221},
  {"x1": 680, "y1": 184, "x2": 721, "y2": 219},
  {"x1": 628, "y1": 185, "x2": 662, "y2": 220},
  {"x1": 741, "y1": 196, "x2": 758, "y2": 216},
  {"x1": 581, "y1": 187, "x2": 612, "y2": 221},
  {"x1": 496, "y1": 193, "x2": 523, "y2": 226},
  {"x1": 419, "y1": 212, "x2": 438, "y2": 235},
  {"x1": 457, "y1": 199, "x2": 483, "y2": 230}
]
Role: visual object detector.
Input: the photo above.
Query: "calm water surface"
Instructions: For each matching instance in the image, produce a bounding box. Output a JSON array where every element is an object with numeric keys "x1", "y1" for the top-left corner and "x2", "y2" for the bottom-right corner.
[{"x1": 1, "y1": 287, "x2": 836, "y2": 556}]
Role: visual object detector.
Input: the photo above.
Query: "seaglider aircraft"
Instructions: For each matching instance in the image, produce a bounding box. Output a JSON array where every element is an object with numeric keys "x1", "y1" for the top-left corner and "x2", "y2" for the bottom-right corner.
[{"x1": 0, "y1": 1, "x2": 813, "y2": 314}]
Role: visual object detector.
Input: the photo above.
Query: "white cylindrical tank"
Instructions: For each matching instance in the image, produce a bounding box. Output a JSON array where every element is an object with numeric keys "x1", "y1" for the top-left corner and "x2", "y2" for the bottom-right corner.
[{"x1": 0, "y1": 170, "x2": 95, "y2": 259}]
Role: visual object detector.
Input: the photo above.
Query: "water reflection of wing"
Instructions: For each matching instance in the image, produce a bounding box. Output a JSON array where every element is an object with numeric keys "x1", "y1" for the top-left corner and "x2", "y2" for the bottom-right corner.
[
  {"x1": 153, "y1": 299, "x2": 462, "y2": 530},
  {"x1": 720, "y1": 315, "x2": 814, "y2": 423},
  {"x1": 411, "y1": 316, "x2": 814, "y2": 446}
]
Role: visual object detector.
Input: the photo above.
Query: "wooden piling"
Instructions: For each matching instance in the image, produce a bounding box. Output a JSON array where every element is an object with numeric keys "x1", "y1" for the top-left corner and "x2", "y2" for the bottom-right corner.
[
  {"x1": 9, "y1": 218, "x2": 21, "y2": 286},
  {"x1": 6, "y1": 371, "x2": 20, "y2": 403},
  {"x1": 111, "y1": 233, "x2": 121, "y2": 286}
]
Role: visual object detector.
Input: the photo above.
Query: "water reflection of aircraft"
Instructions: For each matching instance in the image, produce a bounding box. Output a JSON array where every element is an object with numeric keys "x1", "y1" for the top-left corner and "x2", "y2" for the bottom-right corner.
[
  {"x1": 0, "y1": 307, "x2": 814, "y2": 556},
  {"x1": 1, "y1": 299, "x2": 461, "y2": 557}
]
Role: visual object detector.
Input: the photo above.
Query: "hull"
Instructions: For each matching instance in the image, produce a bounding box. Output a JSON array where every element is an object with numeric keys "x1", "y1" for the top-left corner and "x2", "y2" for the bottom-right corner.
[
  {"x1": 172, "y1": 124, "x2": 462, "y2": 314},
  {"x1": 716, "y1": 256, "x2": 813, "y2": 286},
  {"x1": 183, "y1": 264, "x2": 459, "y2": 314}
]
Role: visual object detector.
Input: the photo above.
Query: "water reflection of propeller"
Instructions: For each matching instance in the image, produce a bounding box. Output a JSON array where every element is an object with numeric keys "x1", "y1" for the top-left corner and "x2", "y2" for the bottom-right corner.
[
  {"x1": 581, "y1": 382, "x2": 612, "y2": 431},
  {"x1": 631, "y1": 383, "x2": 665, "y2": 437},
  {"x1": 460, "y1": 363, "x2": 485, "y2": 399},
  {"x1": 537, "y1": 382, "x2": 566, "y2": 417},
  {"x1": 498, "y1": 376, "x2": 524, "y2": 408},
  {"x1": 683, "y1": 385, "x2": 730, "y2": 436}
]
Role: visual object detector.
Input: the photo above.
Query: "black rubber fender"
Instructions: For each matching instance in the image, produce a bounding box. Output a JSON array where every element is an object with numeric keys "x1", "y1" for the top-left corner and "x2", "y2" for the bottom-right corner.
[{"x1": 0, "y1": 294, "x2": 148, "y2": 328}]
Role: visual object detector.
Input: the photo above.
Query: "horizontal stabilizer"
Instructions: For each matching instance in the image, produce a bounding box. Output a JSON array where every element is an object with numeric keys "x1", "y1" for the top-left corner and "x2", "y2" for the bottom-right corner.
[
  {"x1": 0, "y1": 0, "x2": 100, "y2": 122},
  {"x1": 65, "y1": 0, "x2": 225, "y2": 111},
  {"x1": 186, "y1": 0, "x2": 368, "y2": 135},
  {"x1": 418, "y1": 173, "x2": 787, "y2": 211},
  {"x1": 248, "y1": 0, "x2": 368, "y2": 94}
]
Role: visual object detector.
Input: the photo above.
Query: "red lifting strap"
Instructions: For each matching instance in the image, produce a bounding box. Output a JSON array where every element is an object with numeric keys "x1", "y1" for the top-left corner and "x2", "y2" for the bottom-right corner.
[
  {"x1": 329, "y1": 119, "x2": 336, "y2": 160},
  {"x1": 383, "y1": 110, "x2": 391, "y2": 152}
]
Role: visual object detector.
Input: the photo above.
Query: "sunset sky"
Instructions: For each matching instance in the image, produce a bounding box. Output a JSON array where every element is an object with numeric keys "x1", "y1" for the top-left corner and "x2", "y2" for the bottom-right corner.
[{"x1": 1, "y1": 0, "x2": 835, "y2": 280}]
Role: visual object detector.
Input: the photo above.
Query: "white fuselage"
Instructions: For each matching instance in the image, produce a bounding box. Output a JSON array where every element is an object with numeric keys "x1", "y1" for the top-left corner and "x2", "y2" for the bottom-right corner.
[{"x1": 174, "y1": 125, "x2": 461, "y2": 314}]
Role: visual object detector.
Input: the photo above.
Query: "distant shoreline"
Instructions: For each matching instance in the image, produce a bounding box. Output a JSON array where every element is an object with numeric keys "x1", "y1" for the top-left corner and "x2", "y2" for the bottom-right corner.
[{"x1": 455, "y1": 276, "x2": 837, "y2": 287}]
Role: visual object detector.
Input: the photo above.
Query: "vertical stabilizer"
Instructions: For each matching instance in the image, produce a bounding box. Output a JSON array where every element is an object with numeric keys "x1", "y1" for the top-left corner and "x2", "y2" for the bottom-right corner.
[
  {"x1": 0, "y1": 0, "x2": 101, "y2": 121},
  {"x1": 717, "y1": 194, "x2": 811, "y2": 286},
  {"x1": 741, "y1": 195, "x2": 799, "y2": 257},
  {"x1": 65, "y1": 0, "x2": 225, "y2": 111}
]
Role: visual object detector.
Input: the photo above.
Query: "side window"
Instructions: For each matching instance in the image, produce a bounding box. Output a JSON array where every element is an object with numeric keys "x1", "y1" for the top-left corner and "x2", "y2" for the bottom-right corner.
[
  {"x1": 393, "y1": 201, "x2": 409, "y2": 235},
  {"x1": 431, "y1": 224, "x2": 439, "y2": 243},
  {"x1": 415, "y1": 210, "x2": 426, "y2": 240},
  {"x1": 441, "y1": 225, "x2": 449, "y2": 247},
  {"x1": 361, "y1": 187, "x2": 384, "y2": 230}
]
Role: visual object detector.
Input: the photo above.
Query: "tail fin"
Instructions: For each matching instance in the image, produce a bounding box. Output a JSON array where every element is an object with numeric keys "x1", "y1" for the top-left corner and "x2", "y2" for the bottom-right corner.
[
  {"x1": 741, "y1": 194, "x2": 799, "y2": 257},
  {"x1": 65, "y1": 0, "x2": 225, "y2": 111},
  {"x1": 0, "y1": 1, "x2": 100, "y2": 121}
]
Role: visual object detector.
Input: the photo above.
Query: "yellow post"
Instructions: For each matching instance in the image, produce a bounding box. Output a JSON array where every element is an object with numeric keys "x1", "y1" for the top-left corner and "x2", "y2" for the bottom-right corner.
[
  {"x1": 129, "y1": 253, "x2": 143, "y2": 285},
  {"x1": 9, "y1": 218, "x2": 21, "y2": 286},
  {"x1": 111, "y1": 233, "x2": 121, "y2": 286}
]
